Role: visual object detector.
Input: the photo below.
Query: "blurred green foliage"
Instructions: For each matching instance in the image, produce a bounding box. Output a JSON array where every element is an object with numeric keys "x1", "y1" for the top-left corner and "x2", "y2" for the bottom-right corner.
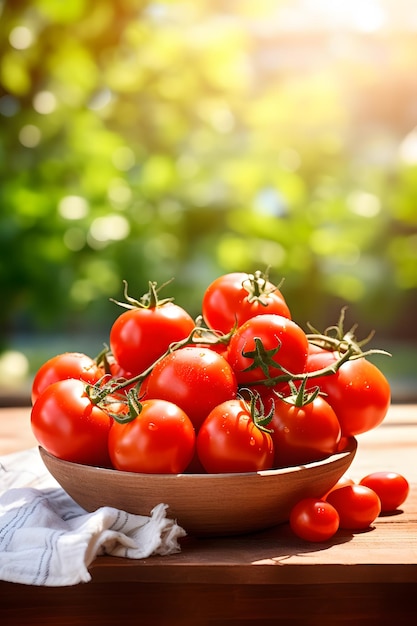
[{"x1": 1, "y1": 0, "x2": 417, "y2": 351}]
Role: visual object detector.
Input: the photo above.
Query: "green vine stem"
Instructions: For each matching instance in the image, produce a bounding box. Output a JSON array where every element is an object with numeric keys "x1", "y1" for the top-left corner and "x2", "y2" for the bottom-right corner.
[
  {"x1": 109, "y1": 279, "x2": 175, "y2": 311},
  {"x1": 244, "y1": 343, "x2": 356, "y2": 388},
  {"x1": 306, "y1": 306, "x2": 391, "y2": 359},
  {"x1": 89, "y1": 306, "x2": 391, "y2": 411},
  {"x1": 241, "y1": 269, "x2": 285, "y2": 305},
  {"x1": 93, "y1": 321, "x2": 234, "y2": 400}
]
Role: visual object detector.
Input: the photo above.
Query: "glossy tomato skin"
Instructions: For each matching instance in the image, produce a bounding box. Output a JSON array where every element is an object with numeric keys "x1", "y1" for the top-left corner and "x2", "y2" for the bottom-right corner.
[
  {"x1": 289, "y1": 498, "x2": 340, "y2": 542},
  {"x1": 266, "y1": 394, "x2": 341, "y2": 468},
  {"x1": 305, "y1": 347, "x2": 391, "y2": 436},
  {"x1": 326, "y1": 484, "x2": 381, "y2": 530},
  {"x1": 108, "y1": 399, "x2": 195, "y2": 474},
  {"x1": 359, "y1": 472, "x2": 409, "y2": 512},
  {"x1": 31, "y1": 378, "x2": 112, "y2": 467},
  {"x1": 196, "y1": 398, "x2": 274, "y2": 473},
  {"x1": 202, "y1": 272, "x2": 291, "y2": 334},
  {"x1": 227, "y1": 314, "x2": 309, "y2": 385},
  {"x1": 31, "y1": 352, "x2": 103, "y2": 405},
  {"x1": 144, "y1": 346, "x2": 238, "y2": 431},
  {"x1": 109, "y1": 303, "x2": 195, "y2": 376},
  {"x1": 323, "y1": 475, "x2": 355, "y2": 499}
]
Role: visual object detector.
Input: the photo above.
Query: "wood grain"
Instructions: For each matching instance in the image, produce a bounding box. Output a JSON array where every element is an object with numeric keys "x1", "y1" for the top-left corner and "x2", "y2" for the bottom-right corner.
[
  {"x1": 1, "y1": 404, "x2": 416, "y2": 625},
  {"x1": 0, "y1": 406, "x2": 38, "y2": 454}
]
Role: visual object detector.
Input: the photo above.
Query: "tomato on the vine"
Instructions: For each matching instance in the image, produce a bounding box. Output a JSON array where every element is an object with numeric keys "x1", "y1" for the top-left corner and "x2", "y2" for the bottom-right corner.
[
  {"x1": 264, "y1": 392, "x2": 341, "y2": 468},
  {"x1": 226, "y1": 314, "x2": 309, "y2": 385},
  {"x1": 326, "y1": 484, "x2": 381, "y2": 529},
  {"x1": 202, "y1": 271, "x2": 291, "y2": 334},
  {"x1": 31, "y1": 378, "x2": 112, "y2": 467},
  {"x1": 359, "y1": 472, "x2": 409, "y2": 512},
  {"x1": 108, "y1": 399, "x2": 195, "y2": 474},
  {"x1": 109, "y1": 282, "x2": 195, "y2": 377},
  {"x1": 31, "y1": 352, "x2": 103, "y2": 405},
  {"x1": 305, "y1": 347, "x2": 391, "y2": 436},
  {"x1": 289, "y1": 498, "x2": 340, "y2": 542},
  {"x1": 196, "y1": 398, "x2": 274, "y2": 473},
  {"x1": 144, "y1": 346, "x2": 238, "y2": 431}
]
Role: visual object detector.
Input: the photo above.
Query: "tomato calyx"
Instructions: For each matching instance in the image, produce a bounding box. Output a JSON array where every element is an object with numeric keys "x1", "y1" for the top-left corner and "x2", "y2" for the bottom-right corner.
[
  {"x1": 307, "y1": 306, "x2": 391, "y2": 360},
  {"x1": 238, "y1": 389, "x2": 275, "y2": 433},
  {"x1": 94, "y1": 345, "x2": 115, "y2": 376},
  {"x1": 241, "y1": 336, "x2": 287, "y2": 379},
  {"x1": 242, "y1": 336, "x2": 354, "y2": 387},
  {"x1": 282, "y1": 377, "x2": 322, "y2": 408},
  {"x1": 85, "y1": 379, "x2": 142, "y2": 424},
  {"x1": 84, "y1": 378, "x2": 122, "y2": 405},
  {"x1": 241, "y1": 269, "x2": 284, "y2": 305},
  {"x1": 106, "y1": 389, "x2": 142, "y2": 424},
  {"x1": 193, "y1": 314, "x2": 236, "y2": 347},
  {"x1": 110, "y1": 279, "x2": 175, "y2": 311}
]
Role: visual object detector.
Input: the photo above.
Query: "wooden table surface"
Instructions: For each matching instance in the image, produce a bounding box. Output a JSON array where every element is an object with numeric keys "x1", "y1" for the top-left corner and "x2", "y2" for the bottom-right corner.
[{"x1": 1, "y1": 404, "x2": 416, "y2": 625}]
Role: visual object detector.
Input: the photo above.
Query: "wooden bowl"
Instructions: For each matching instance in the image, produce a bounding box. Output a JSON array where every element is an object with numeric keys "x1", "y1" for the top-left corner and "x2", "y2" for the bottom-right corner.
[{"x1": 39, "y1": 439, "x2": 357, "y2": 536}]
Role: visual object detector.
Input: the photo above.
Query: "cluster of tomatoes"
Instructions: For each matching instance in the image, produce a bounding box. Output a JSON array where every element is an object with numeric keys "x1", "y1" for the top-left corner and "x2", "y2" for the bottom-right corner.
[
  {"x1": 30, "y1": 270, "x2": 408, "y2": 541},
  {"x1": 289, "y1": 470, "x2": 409, "y2": 542}
]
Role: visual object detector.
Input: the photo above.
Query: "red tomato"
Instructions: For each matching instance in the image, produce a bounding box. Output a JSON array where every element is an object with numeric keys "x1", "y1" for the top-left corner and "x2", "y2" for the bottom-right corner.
[
  {"x1": 305, "y1": 347, "x2": 391, "y2": 436},
  {"x1": 99, "y1": 352, "x2": 134, "y2": 381},
  {"x1": 31, "y1": 378, "x2": 112, "y2": 467},
  {"x1": 110, "y1": 302, "x2": 195, "y2": 376},
  {"x1": 226, "y1": 314, "x2": 309, "y2": 385},
  {"x1": 202, "y1": 271, "x2": 291, "y2": 334},
  {"x1": 326, "y1": 484, "x2": 381, "y2": 530},
  {"x1": 193, "y1": 341, "x2": 230, "y2": 359},
  {"x1": 108, "y1": 399, "x2": 195, "y2": 474},
  {"x1": 266, "y1": 393, "x2": 341, "y2": 468},
  {"x1": 289, "y1": 498, "x2": 340, "y2": 542},
  {"x1": 31, "y1": 352, "x2": 103, "y2": 405},
  {"x1": 359, "y1": 472, "x2": 409, "y2": 512},
  {"x1": 323, "y1": 475, "x2": 355, "y2": 499},
  {"x1": 144, "y1": 346, "x2": 238, "y2": 431},
  {"x1": 196, "y1": 398, "x2": 274, "y2": 473}
]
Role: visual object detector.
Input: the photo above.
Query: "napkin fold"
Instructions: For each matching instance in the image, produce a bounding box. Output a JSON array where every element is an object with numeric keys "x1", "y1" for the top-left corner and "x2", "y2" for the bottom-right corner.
[{"x1": 0, "y1": 448, "x2": 186, "y2": 586}]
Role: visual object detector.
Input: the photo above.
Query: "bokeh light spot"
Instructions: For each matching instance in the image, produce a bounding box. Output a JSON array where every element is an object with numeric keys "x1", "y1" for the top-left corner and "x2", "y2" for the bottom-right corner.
[
  {"x1": 112, "y1": 146, "x2": 135, "y2": 171},
  {"x1": 88, "y1": 214, "x2": 130, "y2": 247},
  {"x1": 107, "y1": 179, "x2": 133, "y2": 207},
  {"x1": 9, "y1": 26, "x2": 34, "y2": 50},
  {"x1": 347, "y1": 191, "x2": 381, "y2": 218},
  {"x1": 33, "y1": 90, "x2": 57, "y2": 114},
  {"x1": 0, "y1": 350, "x2": 29, "y2": 387},
  {"x1": 58, "y1": 195, "x2": 89, "y2": 220},
  {"x1": 19, "y1": 124, "x2": 41, "y2": 147},
  {"x1": 63, "y1": 227, "x2": 86, "y2": 251}
]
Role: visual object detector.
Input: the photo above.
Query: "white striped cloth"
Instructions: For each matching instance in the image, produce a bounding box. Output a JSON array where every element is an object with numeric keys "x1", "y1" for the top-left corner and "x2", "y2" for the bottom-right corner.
[{"x1": 0, "y1": 448, "x2": 186, "y2": 586}]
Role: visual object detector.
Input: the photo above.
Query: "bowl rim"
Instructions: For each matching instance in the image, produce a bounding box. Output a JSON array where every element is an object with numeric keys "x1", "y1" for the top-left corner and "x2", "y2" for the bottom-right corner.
[{"x1": 39, "y1": 436, "x2": 357, "y2": 480}]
